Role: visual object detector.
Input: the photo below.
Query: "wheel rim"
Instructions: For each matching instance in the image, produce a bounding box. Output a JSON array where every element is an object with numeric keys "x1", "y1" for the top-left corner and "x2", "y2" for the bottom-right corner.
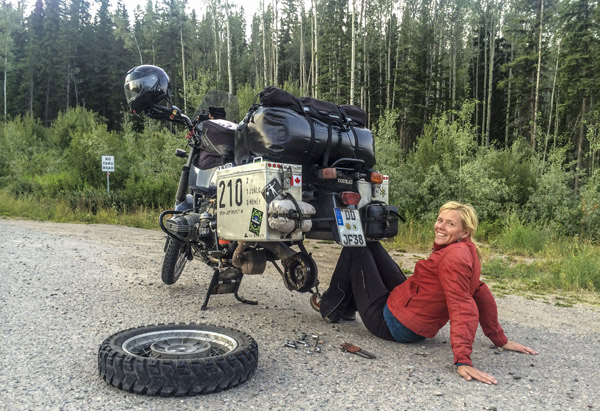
[{"x1": 122, "y1": 329, "x2": 239, "y2": 359}]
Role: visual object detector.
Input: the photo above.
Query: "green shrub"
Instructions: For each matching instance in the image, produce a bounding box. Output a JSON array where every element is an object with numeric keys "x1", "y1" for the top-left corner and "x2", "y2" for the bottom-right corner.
[
  {"x1": 494, "y1": 214, "x2": 548, "y2": 255},
  {"x1": 579, "y1": 170, "x2": 600, "y2": 241},
  {"x1": 524, "y1": 147, "x2": 580, "y2": 236}
]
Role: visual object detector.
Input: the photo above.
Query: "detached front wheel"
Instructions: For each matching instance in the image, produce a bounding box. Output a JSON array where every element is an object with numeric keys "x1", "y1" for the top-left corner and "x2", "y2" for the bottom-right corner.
[
  {"x1": 98, "y1": 323, "x2": 258, "y2": 396},
  {"x1": 162, "y1": 237, "x2": 188, "y2": 285}
]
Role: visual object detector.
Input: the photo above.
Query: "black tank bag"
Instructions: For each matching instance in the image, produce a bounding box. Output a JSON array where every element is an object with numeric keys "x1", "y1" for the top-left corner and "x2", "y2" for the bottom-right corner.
[{"x1": 196, "y1": 119, "x2": 236, "y2": 169}]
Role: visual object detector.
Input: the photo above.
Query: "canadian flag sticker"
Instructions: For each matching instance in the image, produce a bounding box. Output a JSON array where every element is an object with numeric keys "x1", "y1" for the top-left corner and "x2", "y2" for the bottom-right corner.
[{"x1": 292, "y1": 175, "x2": 302, "y2": 186}]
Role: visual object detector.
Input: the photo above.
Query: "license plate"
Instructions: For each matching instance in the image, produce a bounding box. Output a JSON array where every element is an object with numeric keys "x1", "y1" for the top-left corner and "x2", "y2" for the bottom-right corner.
[{"x1": 334, "y1": 208, "x2": 366, "y2": 247}]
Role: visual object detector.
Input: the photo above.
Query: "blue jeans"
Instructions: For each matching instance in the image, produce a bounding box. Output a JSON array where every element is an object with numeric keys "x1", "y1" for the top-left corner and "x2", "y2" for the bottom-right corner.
[{"x1": 383, "y1": 304, "x2": 425, "y2": 343}]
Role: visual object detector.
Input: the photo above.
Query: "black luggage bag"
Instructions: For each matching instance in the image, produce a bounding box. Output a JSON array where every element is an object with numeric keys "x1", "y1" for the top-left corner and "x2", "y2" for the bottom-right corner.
[
  {"x1": 196, "y1": 119, "x2": 236, "y2": 169},
  {"x1": 360, "y1": 202, "x2": 401, "y2": 239},
  {"x1": 235, "y1": 87, "x2": 375, "y2": 168}
]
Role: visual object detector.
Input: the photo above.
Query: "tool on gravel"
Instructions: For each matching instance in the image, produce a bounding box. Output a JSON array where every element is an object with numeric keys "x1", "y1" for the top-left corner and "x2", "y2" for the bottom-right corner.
[
  {"x1": 311, "y1": 334, "x2": 322, "y2": 353},
  {"x1": 296, "y1": 333, "x2": 311, "y2": 347},
  {"x1": 284, "y1": 340, "x2": 298, "y2": 349},
  {"x1": 340, "y1": 342, "x2": 376, "y2": 359}
]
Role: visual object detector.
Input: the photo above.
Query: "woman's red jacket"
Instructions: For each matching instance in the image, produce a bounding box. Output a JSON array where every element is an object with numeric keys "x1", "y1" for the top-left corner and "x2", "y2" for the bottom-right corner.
[{"x1": 386, "y1": 237, "x2": 508, "y2": 366}]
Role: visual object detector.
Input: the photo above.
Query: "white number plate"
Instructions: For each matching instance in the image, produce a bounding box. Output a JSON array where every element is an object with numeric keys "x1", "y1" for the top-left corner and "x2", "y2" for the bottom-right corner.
[{"x1": 334, "y1": 208, "x2": 366, "y2": 247}]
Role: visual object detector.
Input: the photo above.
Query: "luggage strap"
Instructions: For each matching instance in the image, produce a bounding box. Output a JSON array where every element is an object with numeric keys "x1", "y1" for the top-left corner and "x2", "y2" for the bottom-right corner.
[
  {"x1": 338, "y1": 106, "x2": 359, "y2": 158},
  {"x1": 322, "y1": 125, "x2": 333, "y2": 166},
  {"x1": 297, "y1": 99, "x2": 317, "y2": 156},
  {"x1": 282, "y1": 192, "x2": 304, "y2": 237}
]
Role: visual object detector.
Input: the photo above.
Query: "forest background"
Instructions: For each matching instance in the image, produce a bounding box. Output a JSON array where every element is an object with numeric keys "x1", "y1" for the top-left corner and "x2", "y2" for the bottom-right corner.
[{"x1": 0, "y1": 0, "x2": 599, "y2": 297}]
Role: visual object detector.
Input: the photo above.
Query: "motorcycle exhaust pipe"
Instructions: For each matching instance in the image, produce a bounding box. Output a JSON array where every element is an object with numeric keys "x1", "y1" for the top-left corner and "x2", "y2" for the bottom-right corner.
[{"x1": 232, "y1": 242, "x2": 267, "y2": 275}]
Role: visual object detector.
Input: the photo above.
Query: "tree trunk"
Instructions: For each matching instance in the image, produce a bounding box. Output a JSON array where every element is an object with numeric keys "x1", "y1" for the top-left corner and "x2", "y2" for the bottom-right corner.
[
  {"x1": 272, "y1": 0, "x2": 278, "y2": 86},
  {"x1": 360, "y1": 0, "x2": 365, "y2": 108},
  {"x1": 350, "y1": 0, "x2": 355, "y2": 105},
  {"x1": 554, "y1": 85, "x2": 559, "y2": 150},
  {"x1": 212, "y1": 9, "x2": 220, "y2": 83},
  {"x1": 451, "y1": 38, "x2": 456, "y2": 121},
  {"x1": 66, "y1": 63, "x2": 70, "y2": 110},
  {"x1": 482, "y1": 20, "x2": 488, "y2": 143},
  {"x1": 311, "y1": 0, "x2": 318, "y2": 98},
  {"x1": 386, "y1": 13, "x2": 392, "y2": 109},
  {"x1": 485, "y1": 14, "x2": 496, "y2": 147},
  {"x1": 575, "y1": 96, "x2": 586, "y2": 192},
  {"x1": 544, "y1": 40, "x2": 560, "y2": 162},
  {"x1": 133, "y1": 32, "x2": 143, "y2": 65},
  {"x1": 532, "y1": 0, "x2": 544, "y2": 151},
  {"x1": 4, "y1": 37, "x2": 8, "y2": 118},
  {"x1": 505, "y1": 44, "x2": 513, "y2": 149},
  {"x1": 225, "y1": 0, "x2": 233, "y2": 94},
  {"x1": 262, "y1": 0, "x2": 268, "y2": 87},
  {"x1": 299, "y1": 4, "x2": 306, "y2": 94},
  {"x1": 180, "y1": 27, "x2": 187, "y2": 112},
  {"x1": 474, "y1": 35, "x2": 480, "y2": 142},
  {"x1": 392, "y1": 32, "x2": 399, "y2": 110}
]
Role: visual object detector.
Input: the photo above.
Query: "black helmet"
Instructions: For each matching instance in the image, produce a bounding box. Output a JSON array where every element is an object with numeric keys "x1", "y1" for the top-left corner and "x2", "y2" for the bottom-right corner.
[{"x1": 124, "y1": 65, "x2": 171, "y2": 113}]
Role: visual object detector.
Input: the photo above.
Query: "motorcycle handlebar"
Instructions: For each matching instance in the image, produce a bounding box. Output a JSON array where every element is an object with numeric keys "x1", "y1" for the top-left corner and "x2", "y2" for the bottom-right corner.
[{"x1": 148, "y1": 104, "x2": 194, "y2": 130}]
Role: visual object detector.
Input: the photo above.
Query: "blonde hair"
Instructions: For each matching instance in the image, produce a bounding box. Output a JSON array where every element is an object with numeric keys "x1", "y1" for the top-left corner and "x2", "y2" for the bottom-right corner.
[
  {"x1": 439, "y1": 201, "x2": 478, "y2": 237},
  {"x1": 439, "y1": 201, "x2": 481, "y2": 258}
]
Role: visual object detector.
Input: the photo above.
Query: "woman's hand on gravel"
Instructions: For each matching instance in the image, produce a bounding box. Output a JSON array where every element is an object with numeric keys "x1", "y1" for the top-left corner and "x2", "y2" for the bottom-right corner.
[
  {"x1": 457, "y1": 365, "x2": 498, "y2": 384},
  {"x1": 501, "y1": 341, "x2": 539, "y2": 355}
]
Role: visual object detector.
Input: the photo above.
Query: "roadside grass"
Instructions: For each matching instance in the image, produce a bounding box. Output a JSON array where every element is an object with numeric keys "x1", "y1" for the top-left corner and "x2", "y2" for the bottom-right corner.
[
  {"x1": 0, "y1": 190, "x2": 158, "y2": 229},
  {"x1": 2, "y1": 190, "x2": 599, "y2": 305}
]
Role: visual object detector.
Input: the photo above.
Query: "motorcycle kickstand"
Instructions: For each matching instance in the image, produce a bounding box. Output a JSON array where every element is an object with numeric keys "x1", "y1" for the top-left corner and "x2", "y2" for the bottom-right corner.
[
  {"x1": 234, "y1": 289, "x2": 258, "y2": 306},
  {"x1": 201, "y1": 268, "x2": 220, "y2": 311}
]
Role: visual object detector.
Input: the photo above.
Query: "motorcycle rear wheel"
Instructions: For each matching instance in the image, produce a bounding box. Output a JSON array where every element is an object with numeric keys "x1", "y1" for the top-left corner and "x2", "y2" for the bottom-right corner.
[
  {"x1": 98, "y1": 323, "x2": 258, "y2": 396},
  {"x1": 162, "y1": 237, "x2": 188, "y2": 285}
]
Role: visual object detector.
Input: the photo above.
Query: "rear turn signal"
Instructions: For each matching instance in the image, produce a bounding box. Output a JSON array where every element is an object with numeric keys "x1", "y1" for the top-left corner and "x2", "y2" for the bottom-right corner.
[
  {"x1": 340, "y1": 191, "x2": 362, "y2": 206},
  {"x1": 370, "y1": 172, "x2": 383, "y2": 184}
]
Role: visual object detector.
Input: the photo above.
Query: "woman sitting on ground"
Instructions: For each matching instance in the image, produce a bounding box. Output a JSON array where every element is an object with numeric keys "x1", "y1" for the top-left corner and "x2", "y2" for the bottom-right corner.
[{"x1": 313, "y1": 201, "x2": 538, "y2": 384}]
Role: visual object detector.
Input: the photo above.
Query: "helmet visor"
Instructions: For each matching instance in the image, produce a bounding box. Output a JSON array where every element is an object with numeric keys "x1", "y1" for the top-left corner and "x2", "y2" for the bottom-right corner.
[{"x1": 124, "y1": 74, "x2": 158, "y2": 105}]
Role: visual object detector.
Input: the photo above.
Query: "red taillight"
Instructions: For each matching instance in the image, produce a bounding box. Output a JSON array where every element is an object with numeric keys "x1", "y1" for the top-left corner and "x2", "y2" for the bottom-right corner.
[
  {"x1": 370, "y1": 172, "x2": 383, "y2": 184},
  {"x1": 218, "y1": 239, "x2": 230, "y2": 245},
  {"x1": 318, "y1": 168, "x2": 337, "y2": 179},
  {"x1": 340, "y1": 191, "x2": 361, "y2": 206}
]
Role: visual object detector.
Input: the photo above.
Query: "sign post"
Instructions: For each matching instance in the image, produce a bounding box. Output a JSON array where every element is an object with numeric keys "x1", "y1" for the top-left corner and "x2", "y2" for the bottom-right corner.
[{"x1": 101, "y1": 156, "x2": 115, "y2": 193}]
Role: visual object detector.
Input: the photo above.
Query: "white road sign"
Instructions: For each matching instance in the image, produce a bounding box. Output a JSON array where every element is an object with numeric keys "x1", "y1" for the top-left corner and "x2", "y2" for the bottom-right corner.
[{"x1": 102, "y1": 156, "x2": 115, "y2": 172}]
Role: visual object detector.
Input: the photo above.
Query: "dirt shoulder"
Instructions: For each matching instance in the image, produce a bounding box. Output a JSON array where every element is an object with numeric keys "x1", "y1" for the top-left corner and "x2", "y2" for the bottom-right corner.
[{"x1": 1, "y1": 218, "x2": 598, "y2": 410}]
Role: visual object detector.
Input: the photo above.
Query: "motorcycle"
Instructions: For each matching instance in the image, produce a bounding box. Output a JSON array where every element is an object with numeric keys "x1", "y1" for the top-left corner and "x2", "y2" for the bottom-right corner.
[
  {"x1": 124, "y1": 67, "x2": 398, "y2": 311},
  {"x1": 98, "y1": 65, "x2": 400, "y2": 397}
]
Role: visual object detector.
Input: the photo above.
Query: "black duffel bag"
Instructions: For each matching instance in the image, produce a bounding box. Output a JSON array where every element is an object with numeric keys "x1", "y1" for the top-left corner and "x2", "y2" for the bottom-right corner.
[
  {"x1": 235, "y1": 87, "x2": 374, "y2": 167},
  {"x1": 360, "y1": 202, "x2": 402, "y2": 239},
  {"x1": 195, "y1": 119, "x2": 236, "y2": 169}
]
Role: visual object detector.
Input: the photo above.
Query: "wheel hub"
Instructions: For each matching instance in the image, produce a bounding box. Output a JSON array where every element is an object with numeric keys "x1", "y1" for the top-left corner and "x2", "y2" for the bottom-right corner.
[
  {"x1": 150, "y1": 338, "x2": 211, "y2": 359},
  {"x1": 283, "y1": 252, "x2": 318, "y2": 292}
]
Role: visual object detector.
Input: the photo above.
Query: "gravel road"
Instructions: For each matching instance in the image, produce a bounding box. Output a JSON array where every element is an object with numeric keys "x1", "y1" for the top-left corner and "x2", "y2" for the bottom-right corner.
[{"x1": 1, "y1": 218, "x2": 598, "y2": 410}]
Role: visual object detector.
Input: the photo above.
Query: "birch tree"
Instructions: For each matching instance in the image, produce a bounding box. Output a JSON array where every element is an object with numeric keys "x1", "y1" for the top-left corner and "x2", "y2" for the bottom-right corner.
[
  {"x1": 225, "y1": 0, "x2": 233, "y2": 94},
  {"x1": 0, "y1": 4, "x2": 22, "y2": 118},
  {"x1": 532, "y1": 0, "x2": 544, "y2": 150}
]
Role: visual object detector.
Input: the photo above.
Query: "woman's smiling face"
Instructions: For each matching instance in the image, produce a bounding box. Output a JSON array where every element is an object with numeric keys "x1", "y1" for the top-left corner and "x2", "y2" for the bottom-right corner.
[{"x1": 434, "y1": 209, "x2": 469, "y2": 246}]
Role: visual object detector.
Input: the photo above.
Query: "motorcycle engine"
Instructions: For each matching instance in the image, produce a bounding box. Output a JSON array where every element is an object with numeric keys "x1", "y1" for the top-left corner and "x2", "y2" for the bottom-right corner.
[{"x1": 166, "y1": 212, "x2": 214, "y2": 240}]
